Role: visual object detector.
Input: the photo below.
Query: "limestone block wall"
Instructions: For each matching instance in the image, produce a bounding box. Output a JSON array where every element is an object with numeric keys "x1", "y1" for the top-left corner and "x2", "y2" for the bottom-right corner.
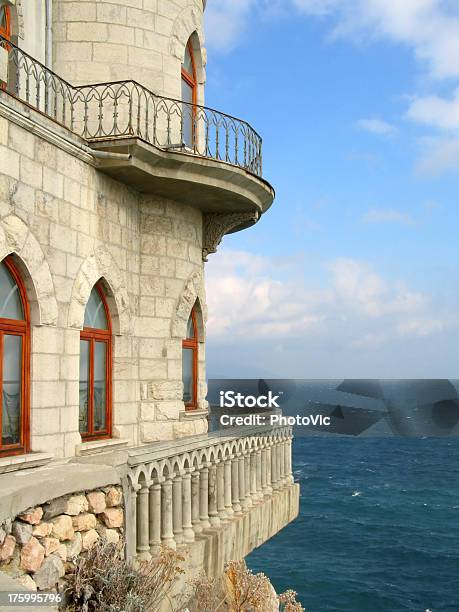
[
  {"x1": 52, "y1": 0, "x2": 206, "y2": 103},
  {"x1": 0, "y1": 99, "x2": 208, "y2": 459},
  {"x1": 0, "y1": 486, "x2": 124, "y2": 592}
]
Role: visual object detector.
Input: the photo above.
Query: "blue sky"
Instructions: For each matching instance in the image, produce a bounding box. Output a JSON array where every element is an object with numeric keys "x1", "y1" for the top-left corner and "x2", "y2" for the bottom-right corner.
[{"x1": 203, "y1": 1, "x2": 459, "y2": 378}]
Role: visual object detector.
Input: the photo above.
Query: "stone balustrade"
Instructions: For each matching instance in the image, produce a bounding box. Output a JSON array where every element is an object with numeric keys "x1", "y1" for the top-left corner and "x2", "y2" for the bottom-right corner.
[{"x1": 126, "y1": 426, "x2": 296, "y2": 561}]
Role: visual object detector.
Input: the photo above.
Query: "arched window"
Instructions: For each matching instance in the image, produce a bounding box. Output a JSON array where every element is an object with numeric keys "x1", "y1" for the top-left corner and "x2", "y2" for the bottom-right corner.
[
  {"x1": 182, "y1": 307, "x2": 198, "y2": 410},
  {"x1": 0, "y1": 4, "x2": 10, "y2": 43},
  {"x1": 79, "y1": 282, "x2": 112, "y2": 440},
  {"x1": 181, "y1": 38, "x2": 197, "y2": 148},
  {"x1": 0, "y1": 256, "x2": 30, "y2": 457}
]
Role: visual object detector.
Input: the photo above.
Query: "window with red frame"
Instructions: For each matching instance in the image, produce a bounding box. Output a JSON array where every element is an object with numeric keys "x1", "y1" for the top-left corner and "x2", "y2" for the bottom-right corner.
[
  {"x1": 182, "y1": 308, "x2": 198, "y2": 410},
  {"x1": 0, "y1": 4, "x2": 10, "y2": 42},
  {"x1": 79, "y1": 283, "x2": 112, "y2": 440},
  {"x1": 0, "y1": 256, "x2": 30, "y2": 457},
  {"x1": 181, "y1": 38, "x2": 197, "y2": 148}
]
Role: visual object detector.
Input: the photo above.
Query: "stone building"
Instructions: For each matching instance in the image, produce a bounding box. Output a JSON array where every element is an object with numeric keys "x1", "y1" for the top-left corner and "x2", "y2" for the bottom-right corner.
[{"x1": 0, "y1": 0, "x2": 299, "y2": 597}]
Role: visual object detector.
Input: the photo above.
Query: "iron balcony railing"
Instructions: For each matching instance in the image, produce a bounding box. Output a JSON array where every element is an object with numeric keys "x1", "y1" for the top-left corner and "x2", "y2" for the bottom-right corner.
[{"x1": 0, "y1": 34, "x2": 262, "y2": 177}]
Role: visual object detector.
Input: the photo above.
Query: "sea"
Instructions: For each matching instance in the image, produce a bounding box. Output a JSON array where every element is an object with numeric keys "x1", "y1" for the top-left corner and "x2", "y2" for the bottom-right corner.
[{"x1": 247, "y1": 436, "x2": 459, "y2": 612}]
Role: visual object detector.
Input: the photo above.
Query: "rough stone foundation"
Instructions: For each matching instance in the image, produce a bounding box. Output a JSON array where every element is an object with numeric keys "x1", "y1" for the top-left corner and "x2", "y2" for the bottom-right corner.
[{"x1": 0, "y1": 486, "x2": 124, "y2": 592}]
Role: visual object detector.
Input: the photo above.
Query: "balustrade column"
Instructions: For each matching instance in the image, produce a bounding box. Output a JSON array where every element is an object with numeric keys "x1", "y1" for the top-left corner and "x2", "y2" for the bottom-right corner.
[
  {"x1": 271, "y1": 442, "x2": 279, "y2": 491},
  {"x1": 279, "y1": 439, "x2": 286, "y2": 487},
  {"x1": 244, "y1": 452, "x2": 253, "y2": 509},
  {"x1": 172, "y1": 473, "x2": 184, "y2": 545},
  {"x1": 238, "y1": 452, "x2": 249, "y2": 511},
  {"x1": 224, "y1": 457, "x2": 234, "y2": 518},
  {"x1": 161, "y1": 477, "x2": 176, "y2": 549},
  {"x1": 208, "y1": 462, "x2": 220, "y2": 527},
  {"x1": 199, "y1": 464, "x2": 211, "y2": 529},
  {"x1": 216, "y1": 460, "x2": 227, "y2": 521},
  {"x1": 286, "y1": 436, "x2": 294, "y2": 484},
  {"x1": 136, "y1": 480, "x2": 151, "y2": 559},
  {"x1": 182, "y1": 470, "x2": 195, "y2": 543},
  {"x1": 250, "y1": 450, "x2": 258, "y2": 503},
  {"x1": 149, "y1": 481, "x2": 162, "y2": 555},
  {"x1": 231, "y1": 454, "x2": 242, "y2": 515},
  {"x1": 266, "y1": 445, "x2": 273, "y2": 495},
  {"x1": 255, "y1": 449, "x2": 263, "y2": 499},
  {"x1": 191, "y1": 470, "x2": 202, "y2": 534},
  {"x1": 261, "y1": 448, "x2": 269, "y2": 496}
]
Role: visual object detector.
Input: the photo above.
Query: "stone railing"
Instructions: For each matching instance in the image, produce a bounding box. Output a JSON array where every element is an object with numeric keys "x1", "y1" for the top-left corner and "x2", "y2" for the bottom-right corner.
[
  {"x1": 126, "y1": 426, "x2": 294, "y2": 560},
  {"x1": 0, "y1": 34, "x2": 263, "y2": 177}
]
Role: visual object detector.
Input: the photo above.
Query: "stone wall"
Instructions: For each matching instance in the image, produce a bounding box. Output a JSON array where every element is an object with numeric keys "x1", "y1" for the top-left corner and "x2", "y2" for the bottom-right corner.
[
  {"x1": 0, "y1": 486, "x2": 123, "y2": 592},
  {"x1": 52, "y1": 0, "x2": 206, "y2": 103},
  {"x1": 0, "y1": 94, "x2": 208, "y2": 460}
]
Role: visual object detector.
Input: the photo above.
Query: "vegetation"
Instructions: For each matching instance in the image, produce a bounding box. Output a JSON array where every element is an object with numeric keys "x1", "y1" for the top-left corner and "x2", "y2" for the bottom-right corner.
[{"x1": 63, "y1": 539, "x2": 304, "y2": 612}]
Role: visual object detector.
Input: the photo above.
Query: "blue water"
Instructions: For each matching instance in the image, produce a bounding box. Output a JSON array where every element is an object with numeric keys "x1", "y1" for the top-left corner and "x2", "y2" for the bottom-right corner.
[{"x1": 247, "y1": 437, "x2": 459, "y2": 612}]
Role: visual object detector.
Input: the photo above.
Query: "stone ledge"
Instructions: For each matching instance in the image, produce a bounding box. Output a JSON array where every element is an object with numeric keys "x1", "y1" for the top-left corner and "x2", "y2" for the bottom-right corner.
[
  {"x1": 0, "y1": 453, "x2": 53, "y2": 475},
  {"x1": 179, "y1": 409, "x2": 209, "y2": 421},
  {"x1": 0, "y1": 464, "x2": 120, "y2": 524},
  {"x1": 75, "y1": 438, "x2": 130, "y2": 457}
]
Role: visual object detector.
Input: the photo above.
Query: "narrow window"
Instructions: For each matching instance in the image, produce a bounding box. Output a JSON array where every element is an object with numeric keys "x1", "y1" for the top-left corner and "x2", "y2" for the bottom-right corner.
[
  {"x1": 79, "y1": 283, "x2": 112, "y2": 440},
  {"x1": 0, "y1": 257, "x2": 30, "y2": 457},
  {"x1": 182, "y1": 307, "x2": 198, "y2": 410},
  {"x1": 0, "y1": 4, "x2": 10, "y2": 42},
  {"x1": 0, "y1": 3, "x2": 11, "y2": 89},
  {"x1": 181, "y1": 38, "x2": 197, "y2": 148}
]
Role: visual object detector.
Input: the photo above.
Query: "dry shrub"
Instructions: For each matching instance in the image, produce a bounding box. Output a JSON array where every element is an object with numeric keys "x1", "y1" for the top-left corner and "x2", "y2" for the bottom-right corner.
[
  {"x1": 278, "y1": 589, "x2": 305, "y2": 612},
  {"x1": 64, "y1": 538, "x2": 184, "y2": 612},
  {"x1": 224, "y1": 559, "x2": 275, "y2": 611},
  {"x1": 185, "y1": 571, "x2": 226, "y2": 612}
]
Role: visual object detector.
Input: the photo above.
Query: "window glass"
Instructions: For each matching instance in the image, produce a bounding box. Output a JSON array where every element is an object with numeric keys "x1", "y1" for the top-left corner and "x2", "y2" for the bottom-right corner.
[
  {"x1": 0, "y1": 262, "x2": 23, "y2": 320},
  {"x1": 186, "y1": 313, "x2": 195, "y2": 339},
  {"x1": 94, "y1": 342, "x2": 107, "y2": 432},
  {"x1": 182, "y1": 45, "x2": 194, "y2": 76},
  {"x1": 2, "y1": 334, "x2": 21, "y2": 446},
  {"x1": 84, "y1": 286, "x2": 108, "y2": 330},
  {"x1": 182, "y1": 348, "x2": 193, "y2": 404},
  {"x1": 79, "y1": 340, "x2": 89, "y2": 433}
]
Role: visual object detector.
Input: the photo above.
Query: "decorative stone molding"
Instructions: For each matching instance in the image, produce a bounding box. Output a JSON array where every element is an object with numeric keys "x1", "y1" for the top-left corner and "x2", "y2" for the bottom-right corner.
[
  {"x1": 67, "y1": 247, "x2": 130, "y2": 335},
  {"x1": 171, "y1": 270, "x2": 206, "y2": 340},
  {"x1": 202, "y1": 211, "x2": 260, "y2": 261},
  {"x1": 170, "y1": 4, "x2": 207, "y2": 82},
  {"x1": 0, "y1": 215, "x2": 58, "y2": 326}
]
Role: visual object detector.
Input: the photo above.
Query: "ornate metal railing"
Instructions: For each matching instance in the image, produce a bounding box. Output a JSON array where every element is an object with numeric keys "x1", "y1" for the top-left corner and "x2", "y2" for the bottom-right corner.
[{"x1": 0, "y1": 35, "x2": 263, "y2": 177}]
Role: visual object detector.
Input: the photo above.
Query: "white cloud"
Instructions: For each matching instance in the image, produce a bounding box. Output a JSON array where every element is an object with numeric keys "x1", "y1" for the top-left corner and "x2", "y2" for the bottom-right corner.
[
  {"x1": 205, "y1": 0, "x2": 257, "y2": 52},
  {"x1": 362, "y1": 208, "x2": 415, "y2": 226},
  {"x1": 416, "y1": 136, "x2": 459, "y2": 175},
  {"x1": 206, "y1": 249, "x2": 445, "y2": 342},
  {"x1": 294, "y1": 0, "x2": 459, "y2": 80},
  {"x1": 207, "y1": 1, "x2": 459, "y2": 79},
  {"x1": 357, "y1": 118, "x2": 397, "y2": 136},
  {"x1": 407, "y1": 88, "x2": 459, "y2": 131}
]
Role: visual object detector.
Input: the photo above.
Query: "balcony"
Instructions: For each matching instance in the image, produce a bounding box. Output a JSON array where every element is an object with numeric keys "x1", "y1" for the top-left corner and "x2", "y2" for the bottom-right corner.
[
  {"x1": 0, "y1": 35, "x2": 274, "y2": 233},
  {"x1": 125, "y1": 425, "x2": 299, "y2": 577}
]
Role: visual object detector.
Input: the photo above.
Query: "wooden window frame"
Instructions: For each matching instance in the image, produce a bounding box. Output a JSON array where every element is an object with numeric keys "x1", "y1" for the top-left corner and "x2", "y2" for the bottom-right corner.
[
  {"x1": 0, "y1": 4, "x2": 11, "y2": 41},
  {"x1": 80, "y1": 282, "x2": 112, "y2": 441},
  {"x1": 181, "y1": 38, "x2": 198, "y2": 146},
  {"x1": 0, "y1": 3, "x2": 11, "y2": 90},
  {"x1": 0, "y1": 256, "x2": 30, "y2": 458},
  {"x1": 183, "y1": 307, "x2": 198, "y2": 411}
]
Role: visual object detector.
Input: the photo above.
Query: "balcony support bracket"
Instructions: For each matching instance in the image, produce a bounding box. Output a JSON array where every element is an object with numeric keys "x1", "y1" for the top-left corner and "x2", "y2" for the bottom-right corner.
[{"x1": 202, "y1": 210, "x2": 260, "y2": 261}]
